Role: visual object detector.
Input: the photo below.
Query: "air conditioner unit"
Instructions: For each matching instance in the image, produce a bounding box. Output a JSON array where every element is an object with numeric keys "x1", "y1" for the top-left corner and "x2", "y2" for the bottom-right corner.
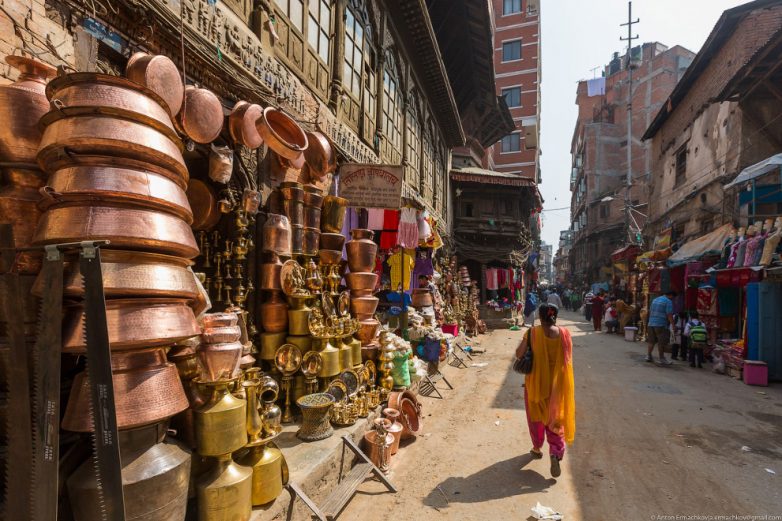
[
  {"x1": 527, "y1": 0, "x2": 539, "y2": 14},
  {"x1": 522, "y1": 118, "x2": 538, "y2": 149}
]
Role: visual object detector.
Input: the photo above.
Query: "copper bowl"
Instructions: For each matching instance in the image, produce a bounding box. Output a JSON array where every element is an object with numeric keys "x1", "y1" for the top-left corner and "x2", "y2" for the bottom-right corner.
[
  {"x1": 186, "y1": 178, "x2": 221, "y2": 231},
  {"x1": 345, "y1": 272, "x2": 378, "y2": 291},
  {"x1": 319, "y1": 233, "x2": 345, "y2": 251},
  {"x1": 201, "y1": 312, "x2": 239, "y2": 328},
  {"x1": 259, "y1": 262, "x2": 282, "y2": 291},
  {"x1": 350, "y1": 296, "x2": 379, "y2": 317},
  {"x1": 303, "y1": 227, "x2": 320, "y2": 256},
  {"x1": 228, "y1": 101, "x2": 263, "y2": 149},
  {"x1": 41, "y1": 165, "x2": 193, "y2": 223},
  {"x1": 32, "y1": 204, "x2": 199, "y2": 259},
  {"x1": 303, "y1": 132, "x2": 335, "y2": 180},
  {"x1": 200, "y1": 326, "x2": 241, "y2": 344},
  {"x1": 256, "y1": 107, "x2": 307, "y2": 161},
  {"x1": 36, "y1": 250, "x2": 199, "y2": 300},
  {"x1": 197, "y1": 341, "x2": 242, "y2": 381},
  {"x1": 62, "y1": 348, "x2": 189, "y2": 432},
  {"x1": 62, "y1": 298, "x2": 200, "y2": 352},
  {"x1": 177, "y1": 85, "x2": 224, "y2": 144},
  {"x1": 318, "y1": 249, "x2": 342, "y2": 266},
  {"x1": 356, "y1": 318, "x2": 380, "y2": 345},
  {"x1": 125, "y1": 52, "x2": 184, "y2": 116},
  {"x1": 37, "y1": 114, "x2": 188, "y2": 183},
  {"x1": 388, "y1": 390, "x2": 422, "y2": 439}
]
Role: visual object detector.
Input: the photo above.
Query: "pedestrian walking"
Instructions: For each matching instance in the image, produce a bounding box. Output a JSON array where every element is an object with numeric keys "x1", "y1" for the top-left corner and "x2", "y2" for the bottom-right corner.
[
  {"x1": 684, "y1": 312, "x2": 707, "y2": 368},
  {"x1": 591, "y1": 291, "x2": 605, "y2": 331},
  {"x1": 523, "y1": 292, "x2": 537, "y2": 326},
  {"x1": 547, "y1": 291, "x2": 563, "y2": 308},
  {"x1": 584, "y1": 290, "x2": 594, "y2": 322},
  {"x1": 646, "y1": 291, "x2": 676, "y2": 365},
  {"x1": 515, "y1": 304, "x2": 576, "y2": 477},
  {"x1": 670, "y1": 311, "x2": 688, "y2": 360}
]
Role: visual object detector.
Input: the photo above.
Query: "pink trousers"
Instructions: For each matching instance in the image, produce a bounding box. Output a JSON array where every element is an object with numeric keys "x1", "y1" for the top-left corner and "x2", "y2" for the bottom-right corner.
[{"x1": 524, "y1": 387, "x2": 565, "y2": 459}]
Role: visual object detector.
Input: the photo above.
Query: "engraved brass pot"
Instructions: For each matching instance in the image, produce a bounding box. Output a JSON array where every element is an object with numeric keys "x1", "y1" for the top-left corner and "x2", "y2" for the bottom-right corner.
[
  {"x1": 196, "y1": 453, "x2": 252, "y2": 521},
  {"x1": 197, "y1": 341, "x2": 242, "y2": 381},
  {"x1": 62, "y1": 348, "x2": 189, "y2": 431},
  {"x1": 41, "y1": 165, "x2": 193, "y2": 223},
  {"x1": 255, "y1": 107, "x2": 307, "y2": 161},
  {"x1": 259, "y1": 291, "x2": 288, "y2": 333},
  {"x1": 320, "y1": 196, "x2": 348, "y2": 233},
  {"x1": 0, "y1": 55, "x2": 56, "y2": 163},
  {"x1": 346, "y1": 229, "x2": 378, "y2": 273},
  {"x1": 177, "y1": 85, "x2": 224, "y2": 144},
  {"x1": 228, "y1": 101, "x2": 264, "y2": 149},
  {"x1": 193, "y1": 378, "x2": 248, "y2": 456},
  {"x1": 62, "y1": 298, "x2": 200, "y2": 352},
  {"x1": 295, "y1": 393, "x2": 335, "y2": 442},
  {"x1": 125, "y1": 52, "x2": 184, "y2": 117},
  {"x1": 32, "y1": 204, "x2": 199, "y2": 258}
]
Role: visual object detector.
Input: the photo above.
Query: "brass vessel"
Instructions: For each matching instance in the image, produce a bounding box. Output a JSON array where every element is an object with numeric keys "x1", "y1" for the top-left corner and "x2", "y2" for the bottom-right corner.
[
  {"x1": 296, "y1": 393, "x2": 335, "y2": 442},
  {"x1": 337, "y1": 336, "x2": 353, "y2": 371},
  {"x1": 178, "y1": 85, "x2": 224, "y2": 144},
  {"x1": 321, "y1": 196, "x2": 348, "y2": 233},
  {"x1": 319, "y1": 232, "x2": 345, "y2": 251},
  {"x1": 388, "y1": 390, "x2": 423, "y2": 439},
  {"x1": 302, "y1": 185, "x2": 323, "y2": 229},
  {"x1": 197, "y1": 341, "x2": 242, "y2": 382},
  {"x1": 286, "y1": 334, "x2": 312, "y2": 355},
  {"x1": 346, "y1": 272, "x2": 378, "y2": 293},
  {"x1": 350, "y1": 296, "x2": 379, "y2": 317},
  {"x1": 259, "y1": 331, "x2": 287, "y2": 361},
  {"x1": 193, "y1": 378, "x2": 247, "y2": 456},
  {"x1": 318, "y1": 249, "x2": 342, "y2": 266},
  {"x1": 364, "y1": 418, "x2": 393, "y2": 473},
  {"x1": 201, "y1": 325, "x2": 241, "y2": 344},
  {"x1": 125, "y1": 52, "x2": 184, "y2": 116},
  {"x1": 259, "y1": 291, "x2": 289, "y2": 333},
  {"x1": 287, "y1": 295, "x2": 312, "y2": 336},
  {"x1": 383, "y1": 408, "x2": 404, "y2": 455},
  {"x1": 346, "y1": 229, "x2": 378, "y2": 273},
  {"x1": 259, "y1": 257, "x2": 283, "y2": 291},
  {"x1": 348, "y1": 336, "x2": 363, "y2": 369},
  {"x1": 196, "y1": 453, "x2": 252, "y2": 521},
  {"x1": 279, "y1": 182, "x2": 304, "y2": 226},
  {"x1": 356, "y1": 318, "x2": 380, "y2": 345},
  {"x1": 262, "y1": 214, "x2": 292, "y2": 257},
  {"x1": 202, "y1": 312, "x2": 239, "y2": 328},
  {"x1": 259, "y1": 376, "x2": 282, "y2": 438},
  {"x1": 315, "y1": 337, "x2": 341, "y2": 378},
  {"x1": 228, "y1": 101, "x2": 264, "y2": 149},
  {"x1": 275, "y1": 344, "x2": 302, "y2": 424},
  {"x1": 303, "y1": 227, "x2": 321, "y2": 256},
  {"x1": 255, "y1": 107, "x2": 308, "y2": 161},
  {"x1": 291, "y1": 224, "x2": 304, "y2": 256},
  {"x1": 235, "y1": 440, "x2": 286, "y2": 506},
  {"x1": 67, "y1": 421, "x2": 190, "y2": 521}
]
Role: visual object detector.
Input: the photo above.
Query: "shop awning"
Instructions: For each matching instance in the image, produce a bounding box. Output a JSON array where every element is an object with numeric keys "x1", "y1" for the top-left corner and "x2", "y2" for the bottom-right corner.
[
  {"x1": 610, "y1": 244, "x2": 640, "y2": 262},
  {"x1": 724, "y1": 153, "x2": 782, "y2": 189},
  {"x1": 667, "y1": 223, "x2": 734, "y2": 266}
]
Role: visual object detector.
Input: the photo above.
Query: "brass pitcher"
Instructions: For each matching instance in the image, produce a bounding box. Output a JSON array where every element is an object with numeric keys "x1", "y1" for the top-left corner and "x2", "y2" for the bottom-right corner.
[
  {"x1": 287, "y1": 294, "x2": 311, "y2": 336},
  {"x1": 235, "y1": 440, "x2": 287, "y2": 506},
  {"x1": 259, "y1": 376, "x2": 282, "y2": 438},
  {"x1": 193, "y1": 379, "x2": 247, "y2": 456},
  {"x1": 196, "y1": 453, "x2": 252, "y2": 521}
]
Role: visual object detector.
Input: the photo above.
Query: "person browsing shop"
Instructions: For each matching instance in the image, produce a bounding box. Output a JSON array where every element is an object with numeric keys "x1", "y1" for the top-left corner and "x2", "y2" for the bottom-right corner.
[
  {"x1": 684, "y1": 312, "x2": 708, "y2": 368},
  {"x1": 591, "y1": 291, "x2": 605, "y2": 331},
  {"x1": 646, "y1": 291, "x2": 676, "y2": 365}
]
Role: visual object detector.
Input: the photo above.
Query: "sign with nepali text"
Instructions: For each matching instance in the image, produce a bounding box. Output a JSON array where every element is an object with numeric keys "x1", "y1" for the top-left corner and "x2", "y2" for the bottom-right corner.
[{"x1": 339, "y1": 164, "x2": 403, "y2": 209}]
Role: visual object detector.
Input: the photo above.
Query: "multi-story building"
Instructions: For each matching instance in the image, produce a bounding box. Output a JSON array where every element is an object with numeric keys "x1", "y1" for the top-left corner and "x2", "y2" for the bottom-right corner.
[
  {"x1": 554, "y1": 230, "x2": 573, "y2": 284},
  {"x1": 539, "y1": 242, "x2": 553, "y2": 282},
  {"x1": 568, "y1": 42, "x2": 694, "y2": 286}
]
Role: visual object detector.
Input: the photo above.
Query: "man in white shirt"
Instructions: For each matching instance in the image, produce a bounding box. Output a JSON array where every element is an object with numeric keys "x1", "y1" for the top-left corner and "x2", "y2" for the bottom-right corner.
[{"x1": 547, "y1": 291, "x2": 563, "y2": 309}]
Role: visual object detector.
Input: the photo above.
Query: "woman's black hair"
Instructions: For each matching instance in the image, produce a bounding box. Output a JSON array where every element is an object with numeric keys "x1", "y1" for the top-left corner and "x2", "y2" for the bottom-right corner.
[{"x1": 538, "y1": 303, "x2": 559, "y2": 324}]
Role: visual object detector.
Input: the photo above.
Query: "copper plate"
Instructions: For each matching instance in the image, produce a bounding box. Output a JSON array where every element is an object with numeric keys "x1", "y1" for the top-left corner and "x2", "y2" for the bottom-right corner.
[
  {"x1": 228, "y1": 101, "x2": 264, "y2": 149},
  {"x1": 125, "y1": 52, "x2": 184, "y2": 116},
  {"x1": 42, "y1": 165, "x2": 193, "y2": 223},
  {"x1": 62, "y1": 298, "x2": 200, "y2": 352},
  {"x1": 177, "y1": 85, "x2": 223, "y2": 144},
  {"x1": 32, "y1": 204, "x2": 199, "y2": 258}
]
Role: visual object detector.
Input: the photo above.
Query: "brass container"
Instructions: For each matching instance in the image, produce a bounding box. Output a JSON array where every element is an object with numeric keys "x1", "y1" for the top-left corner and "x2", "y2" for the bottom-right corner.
[
  {"x1": 346, "y1": 229, "x2": 378, "y2": 273},
  {"x1": 177, "y1": 85, "x2": 224, "y2": 144},
  {"x1": 319, "y1": 232, "x2": 345, "y2": 251},
  {"x1": 62, "y1": 348, "x2": 189, "y2": 431},
  {"x1": 67, "y1": 422, "x2": 191, "y2": 521},
  {"x1": 356, "y1": 318, "x2": 380, "y2": 345},
  {"x1": 0, "y1": 55, "x2": 56, "y2": 163},
  {"x1": 279, "y1": 183, "x2": 304, "y2": 226},
  {"x1": 259, "y1": 376, "x2": 282, "y2": 438},
  {"x1": 302, "y1": 186, "x2": 323, "y2": 229},
  {"x1": 363, "y1": 424, "x2": 394, "y2": 471},
  {"x1": 259, "y1": 331, "x2": 287, "y2": 361},
  {"x1": 337, "y1": 337, "x2": 353, "y2": 371},
  {"x1": 228, "y1": 101, "x2": 264, "y2": 149},
  {"x1": 388, "y1": 391, "x2": 423, "y2": 439},
  {"x1": 197, "y1": 341, "x2": 242, "y2": 381},
  {"x1": 193, "y1": 379, "x2": 247, "y2": 456},
  {"x1": 259, "y1": 291, "x2": 289, "y2": 333},
  {"x1": 346, "y1": 272, "x2": 378, "y2": 292},
  {"x1": 37, "y1": 114, "x2": 188, "y2": 182},
  {"x1": 259, "y1": 259, "x2": 282, "y2": 291},
  {"x1": 350, "y1": 296, "x2": 379, "y2": 317},
  {"x1": 168, "y1": 344, "x2": 200, "y2": 381},
  {"x1": 255, "y1": 107, "x2": 308, "y2": 161},
  {"x1": 411, "y1": 288, "x2": 433, "y2": 308},
  {"x1": 42, "y1": 165, "x2": 193, "y2": 222},
  {"x1": 125, "y1": 52, "x2": 184, "y2": 116},
  {"x1": 295, "y1": 393, "x2": 335, "y2": 442},
  {"x1": 303, "y1": 227, "x2": 321, "y2": 256},
  {"x1": 262, "y1": 214, "x2": 292, "y2": 257},
  {"x1": 32, "y1": 204, "x2": 199, "y2": 259},
  {"x1": 62, "y1": 298, "x2": 200, "y2": 352},
  {"x1": 0, "y1": 168, "x2": 45, "y2": 273},
  {"x1": 43, "y1": 250, "x2": 199, "y2": 300},
  {"x1": 291, "y1": 224, "x2": 304, "y2": 256},
  {"x1": 318, "y1": 249, "x2": 342, "y2": 266},
  {"x1": 287, "y1": 307, "x2": 310, "y2": 336},
  {"x1": 202, "y1": 312, "x2": 239, "y2": 328},
  {"x1": 242, "y1": 379, "x2": 263, "y2": 444},
  {"x1": 285, "y1": 335, "x2": 312, "y2": 355},
  {"x1": 303, "y1": 132, "x2": 336, "y2": 180},
  {"x1": 196, "y1": 454, "x2": 252, "y2": 521},
  {"x1": 321, "y1": 196, "x2": 348, "y2": 233},
  {"x1": 349, "y1": 337, "x2": 363, "y2": 368},
  {"x1": 383, "y1": 408, "x2": 404, "y2": 455},
  {"x1": 235, "y1": 441, "x2": 285, "y2": 506},
  {"x1": 315, "y1": 337, "x2": 341, "y2": 378}
]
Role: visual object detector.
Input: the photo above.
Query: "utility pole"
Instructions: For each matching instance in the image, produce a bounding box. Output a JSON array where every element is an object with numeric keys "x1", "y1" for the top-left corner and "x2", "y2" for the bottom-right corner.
[{"x1": 620, "y1": 1, "x2": 639, "y2": 245}]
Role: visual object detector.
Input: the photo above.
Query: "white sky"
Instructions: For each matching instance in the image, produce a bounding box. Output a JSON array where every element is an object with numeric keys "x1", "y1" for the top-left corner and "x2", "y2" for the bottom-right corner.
[{"x1": 538, "y1": 0, "x2": 746, "y2": 249}]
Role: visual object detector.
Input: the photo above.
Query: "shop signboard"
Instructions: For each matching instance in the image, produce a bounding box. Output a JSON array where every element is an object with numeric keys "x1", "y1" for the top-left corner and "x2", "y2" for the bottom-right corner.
[{"x1": 339, "y1": 164, "x2": 403, "y2": 209}]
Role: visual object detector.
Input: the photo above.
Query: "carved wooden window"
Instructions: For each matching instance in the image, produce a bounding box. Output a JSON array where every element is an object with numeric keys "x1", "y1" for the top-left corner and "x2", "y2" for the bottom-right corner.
[
  {"x1": 382, "y1": 67, "x2": 403, "y2": 163},
  {"x1": 422, "y1": 125, "x2": 434, "y2": 203},
  {"x1": 276, "y1": 0, "x2": 304, "y2": 31},
  {"x1": 362, "y1": 58, "x2": 377, "y2": 143},
  {"x1": 343, "y1": 7, "x2": 365, "y2": 97},
  {"x1": 435, "y1": 146, "x2": 447, "y2": 216},
  {"x1": 405, "y1": 104, "x2": 421, "y2": 190},
  {"x1": 307, "y1": 0, "x2": 331, "y2": 63}
]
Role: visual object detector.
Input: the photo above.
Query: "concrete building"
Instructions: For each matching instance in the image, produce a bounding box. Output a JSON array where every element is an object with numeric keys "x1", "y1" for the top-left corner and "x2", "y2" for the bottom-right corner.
[
  {"x1": 554, "y1": 230, "x2": 573, "y2": 284},
  {"x1": 539, "y1": 241, "x2": 553, "y2": 282},
  {"x1": 568, "y1": 42, "x2": 694, "y2": 286}
]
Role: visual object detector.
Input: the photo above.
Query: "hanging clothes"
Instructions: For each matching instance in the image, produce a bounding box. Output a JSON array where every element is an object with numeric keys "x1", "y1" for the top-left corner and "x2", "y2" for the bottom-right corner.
[
  {"x1": 485, "y1": 269, "x2": 499, "y2": 291},
  {"x1": 412, "y1": 248, "x2": 434, "y2": 285},
  {"x1": 367, "y1": 208, "x2": 385, "y2": 230},
  {"x1": 397, "y1": 208, "x2": 419, "y2": 249},
  {"x1": 379, "y1": 231, "x2": 398, "y2": 250},
  {"x1": 383, "y1": 209, "x2": 400, "y2": 230},
  {"x1": 387, "y1": 249, "x2": 416, "y2": 290},
  {"x1": 417, "y1": 211, "x2": 432, "y2": 245}
]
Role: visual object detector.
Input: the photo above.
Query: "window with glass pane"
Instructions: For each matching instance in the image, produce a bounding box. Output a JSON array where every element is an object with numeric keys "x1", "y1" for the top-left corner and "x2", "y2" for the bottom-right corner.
[
  {"x1": 343, "y1": 8, "x2": 364, "y2": 97},
  {"x1": 406, "y1": 108, "x2": 421, "y2": 184},
  {"x1": 307, "y1": 0, "x2": 332, "y2": 63},
  {"x1": 501, "y1": 133, "x2": 521, "y2": 152},
  {"x1": 502, "y1": 86, "x2": 521, "y2": 107},
  {"x1": 502, "y1": 40, "x2": 522, "y2": 61},
  {"x1": 276, "y1": 0, "x2": 304, "y2": 31},
  {"x1": 503, "y1": 0, "x2": 522, "y2": 14},
  {"x1": 422, "y1": 134, "x2": 434, "y2": 198},
  {"x1": 383, "y1": 71, "x2": 402, "y2": 150}
]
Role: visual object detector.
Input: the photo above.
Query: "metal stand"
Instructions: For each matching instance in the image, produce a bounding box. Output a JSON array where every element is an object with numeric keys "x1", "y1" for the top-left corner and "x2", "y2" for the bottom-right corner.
[
  {"x1": 417, "y1": 369, "x2": 453, "y2": 399},
  {"x1": 447, "y1": 340, "x2": 473, "y2": 369}
]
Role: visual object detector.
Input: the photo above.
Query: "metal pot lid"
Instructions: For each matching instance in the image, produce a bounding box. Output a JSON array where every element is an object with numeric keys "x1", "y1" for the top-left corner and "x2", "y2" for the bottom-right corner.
[
  {"x1": 125, "y1": 52, "x2": 184, "y2": 117},
  {"x1": 178, "y1": 86, "x2": 224, "y2": 144}
]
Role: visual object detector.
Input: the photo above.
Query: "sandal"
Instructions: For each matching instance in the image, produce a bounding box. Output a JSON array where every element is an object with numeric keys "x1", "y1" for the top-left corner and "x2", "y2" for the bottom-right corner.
[
  {"x1": 530, "y1": 448, "x2": 543, "y2": 459},
  {"x1": 550, "y1": 455, "x2": 561, "y2": 477}
]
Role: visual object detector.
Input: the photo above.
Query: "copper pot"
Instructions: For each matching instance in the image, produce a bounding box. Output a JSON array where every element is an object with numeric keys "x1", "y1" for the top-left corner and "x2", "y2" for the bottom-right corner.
[
  {"x1": 345, "y1": 272, "x2": 377, "y2": 292},
  {"x1": 321, "y1": 196, "x2": 348, "y2": 233},
  {"x1": 41, "y1": 165, "x2": 193, "y2": 223},
  {"x1": 387, "y1": 390, "x2": 423, "y2": 439},
  {"x1": 37, "y1": 250, "x2": 199, "y2": 300},
  {"x1": 45, "y1": 72, "x2": 177, "y2": 137},
  {"x1": 0, "y1": 55, "x2": 56, "y2": 163},
  {"x1": 279, "y1": 183, "x2": 304, "y2": 226},
  {"x1": 361, "y1": 343, "x2": 379, "y2": 362},
  {"x1": 291, "y1": 224, "x2": 304, "y2": 256},
  {"x1": 383, "y1": 408, "x2": 404, "y2": 455},
  {"x1": 262, "y1": 214, "x2": 291, "y2": 257},
  {"x1": 37, "y1": 114, "x2": 188, "y2": 183},
  {"x1": 186, "y1": 179, "x2": 220, "y2": 231},
  {"x1": 303, "y1": 184, "x2": 324, "y2": 229},
  {"x1": 346, "y1": 229, "x2": 377, "y2": 273},
  {"x1": 303, "y1": 204, "x2": 321, "y2": 230},
  {"x1": 259, "y1": 259, "x2": 282, "y2": 291},
  {"x1": 411, "y1": 288, "x2": 433, "y2": 308},
  {"x1": 197, "y1": 341, "x2": 242, "y2": 381},
  {"x1": 201, "y1": 312, "x2": 239, "y2": 328},
  {"x1": 356, "y1": 318, "x2": 380, "y2": 345},
  {"x1": 255, "y1": 107, "x2": 307, "y2": 161},
  {"x1": 125, "y1": 52, "x2": 184, "y2": 117},
  {"x1": 350, "y1": 296, "x2": 379, "y2": 317},
  {"x1": 32, "y1": 204, "x2": 199, "y2": 258},
  {"x1": 200, "y1": 326, "x2": 241, "y2": 344},
  {"x1": 259, "y1": 292, "x2": 288, "y2": 333},
  {"x1": 62, "y1": 298, "x2": 200, "y2": 353},
  {"x1": 302, "y1": 227, "x2": 320, "y2": 256},
  {"x1": 319, "y1": 232, "x2": 345, "y2": 251},
  {"x1": 177, "y1": 85, "x2": 224, "y2": 144},
  {"x1": 303, "y1": 132, "x2": 335, "y2": 181},
  {"x1": 62, "y1": 348, "x2": 190, "y2": 431},
  {"x1": 228, "y1": 101, "x2": 264, "y2": 149},
  {"x1": 318, "y1": 249, "x2": 342, "y2": 266},
  {"x1": 0, "y1": 169, "x2": 45, "y2": 273}
]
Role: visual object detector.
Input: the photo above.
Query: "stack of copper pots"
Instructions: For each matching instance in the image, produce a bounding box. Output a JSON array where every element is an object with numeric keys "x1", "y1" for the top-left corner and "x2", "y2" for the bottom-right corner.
[
  {"x1": 302, "y1": 184, "x2": 323, "y2": 256},
  {"x1": 197, "y1": 312, "x2": 243, "y2": 381},
  {"x1": 259, "y1": 215, "x2": 291, "y2": 365},
  {"x1": 278, "y1": 182, "x2": 306, "y2": 256},
  {"x1": 346, "y1": 229, "x2": 380, "y2": 354}
]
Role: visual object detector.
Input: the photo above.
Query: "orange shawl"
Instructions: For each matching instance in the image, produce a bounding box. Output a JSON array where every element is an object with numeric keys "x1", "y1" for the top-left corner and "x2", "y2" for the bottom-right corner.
[{"x1": 525, "y1": 326, "x2": 576, "y2": 444}]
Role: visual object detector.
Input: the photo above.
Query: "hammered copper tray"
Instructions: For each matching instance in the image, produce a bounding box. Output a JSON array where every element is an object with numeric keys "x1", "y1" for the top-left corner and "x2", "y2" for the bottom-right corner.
[{"x1": 62, "y1": 298, "x2": 200, "y2": 352}]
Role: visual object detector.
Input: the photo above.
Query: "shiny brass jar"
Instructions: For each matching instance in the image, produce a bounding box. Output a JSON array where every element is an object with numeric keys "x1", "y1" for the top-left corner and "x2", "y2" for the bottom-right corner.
[
  {"x1": 259, "y1": 331, "x2": 288, "y2": 361},
  {"x1": 337, "y1": 336, "x2": 353, "y2": 372},
  {"x1": 286, "y1": 294, "x2": 311, "y2": 336},
  {"x1": 193, "y1": 379, "x2": 247, "y2": 456},
  {"x1": 196, "y1": 453, "x2": 252, "y2": 521},
  {"x1": 315, "y1": 337, "x2": 341, "y2": 378},
  {"x1": 321, "y1": 196, "x2": 348, "y2": 233},
  {"x1": 285, "y1": 335, "x2": 312, "y2": 355},
  {"x1": 235, "y1": 440, "x2": 286, "y2": 506}
]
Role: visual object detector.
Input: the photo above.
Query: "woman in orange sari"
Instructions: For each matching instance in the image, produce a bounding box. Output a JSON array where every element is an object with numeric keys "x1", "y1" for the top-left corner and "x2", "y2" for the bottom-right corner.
[{"x1": 515, "y1": 303, "x2": 576, "y2": 477}]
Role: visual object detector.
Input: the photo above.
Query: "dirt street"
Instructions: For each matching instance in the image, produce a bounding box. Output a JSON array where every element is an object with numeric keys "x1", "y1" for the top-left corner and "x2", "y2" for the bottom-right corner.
[{"x1": 340, "y1": 311, "x2": 782, "y2": 520}]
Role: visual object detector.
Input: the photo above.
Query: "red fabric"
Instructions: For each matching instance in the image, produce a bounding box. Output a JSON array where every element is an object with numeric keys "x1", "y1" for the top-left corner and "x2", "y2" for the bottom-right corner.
[
  {"x1": 670, "y1": 265, "x2": 686, "y2": 293},
  {"x1": 379, "y1": 231, "x2": 397, "y2": 250},
  {"x1": 697, "y1": 287, "x2": 717, "y2": 316},
  {"x1": 685, "y1": 287, "x2": 698, "y2": 310},
  {"x1": 383, "y1": 210, "x2": 400, "y2": 230},
  {"x1": 649, "y1": 269, "x2": 662, "y2": 292}
]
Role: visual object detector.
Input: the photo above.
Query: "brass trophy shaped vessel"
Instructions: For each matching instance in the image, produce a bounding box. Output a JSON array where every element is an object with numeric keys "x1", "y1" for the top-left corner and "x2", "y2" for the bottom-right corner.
[{"x1": 274, "y1": 344, "x2": 302, "y2": 423}]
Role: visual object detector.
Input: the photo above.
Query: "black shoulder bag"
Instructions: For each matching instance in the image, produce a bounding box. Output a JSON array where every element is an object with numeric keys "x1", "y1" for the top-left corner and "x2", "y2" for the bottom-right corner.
[{"x1": 513, "y1": 328, "x2": 534, "y2": 374}]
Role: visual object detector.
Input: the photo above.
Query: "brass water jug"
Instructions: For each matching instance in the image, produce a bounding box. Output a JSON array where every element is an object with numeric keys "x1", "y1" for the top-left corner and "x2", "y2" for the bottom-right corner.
[
  {"x1": 193, "y1": 379, "x2": 247, "y2": 456},
  {"x1": 235, "y1": 441, "x2": 286, "y2": 506},
  {"x1": 196, "y1": 454, "x2": 252, "y2": 521}
]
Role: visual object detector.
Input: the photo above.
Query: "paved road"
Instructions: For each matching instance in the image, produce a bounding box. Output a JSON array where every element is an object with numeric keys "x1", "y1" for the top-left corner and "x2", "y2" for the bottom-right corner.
[{"x1": 340, "y1": 312, "x2": 782, "y2": 520}]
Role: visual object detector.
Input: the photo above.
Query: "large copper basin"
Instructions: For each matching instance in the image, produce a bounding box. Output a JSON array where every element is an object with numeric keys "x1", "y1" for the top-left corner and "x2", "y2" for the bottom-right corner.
[
  {"x1": 42, "y1": 166, "x2": 193, "y2": 223},
  {"x1": 62, "y1": 298, "x2": 200, "y2": 352},
  {"x1": 303, "y1": 131, "x2": 335, "y2": 181},
  {"x1": 177, "y1": 85, "x2": 223, "y2": 144},
  {"x1": 32, "y1": 204, "x2": 199, "y2": 258},
  {"x1": 256, "y1": 107, "x2": 307, "y2": 161}
]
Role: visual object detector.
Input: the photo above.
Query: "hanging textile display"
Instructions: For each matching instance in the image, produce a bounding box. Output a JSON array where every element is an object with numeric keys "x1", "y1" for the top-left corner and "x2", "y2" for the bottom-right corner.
[{"x1": 397, "y1": 208, "x2": 419, "y2": 249}]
